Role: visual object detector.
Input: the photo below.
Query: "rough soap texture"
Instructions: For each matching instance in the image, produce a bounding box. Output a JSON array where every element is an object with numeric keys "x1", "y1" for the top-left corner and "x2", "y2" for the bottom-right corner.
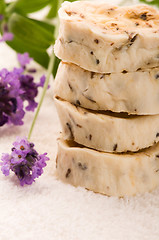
[
  {"x1": 54, "y1": 97, "x2": 159, "y2": 153},
  {"x1": 54, "y1": 1, "x2": 159, "y2": 73},
  {"x1": 56, "y1": 138, "x2": 159, "y2": 197},
  {"x1": 54, "y1": 62, "x2": 159, "y2": 115}
]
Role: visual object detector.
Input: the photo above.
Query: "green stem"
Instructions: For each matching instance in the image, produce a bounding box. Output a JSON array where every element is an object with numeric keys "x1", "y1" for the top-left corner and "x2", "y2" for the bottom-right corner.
[{"x1": 28, "y1": 0, "x2": 63, "y2": 140}]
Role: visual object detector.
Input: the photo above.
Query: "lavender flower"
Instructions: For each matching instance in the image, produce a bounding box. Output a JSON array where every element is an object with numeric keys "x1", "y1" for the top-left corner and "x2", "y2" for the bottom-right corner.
[
  {"x1": 19, "y1": 74, "x2": 46, "y2": 112},
  {"x1": 0, "y1": 137, "x2": 49, "y2": 186},
  {"x1": 17, "y1": 53, "x2": 32, "y2": 68},
  {"x1": 17, "y1": 52, "x2": 46, "y2": 111},
  {"x1": 0, "y1": 68, "x2": 25, "y2": 126},
  {"x1": 0, "y1": 21, "x2": 14, "y2": 42},
  {"x1": 0, "y1": 53, "x2": 46, "y2": 126},
  {"x1": 0, "y1": 32, "x2": 14, "y2": 42}
]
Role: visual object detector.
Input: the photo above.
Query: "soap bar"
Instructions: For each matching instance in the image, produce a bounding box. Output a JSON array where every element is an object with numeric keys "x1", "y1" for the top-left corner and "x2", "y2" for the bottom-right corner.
[
  {"x1": 54, "y1": 62, "x2": 159, "y2": 115},
  {"x1": 56, "y1": 138, "x2": 159, "y2": 197},
  {"x1": 54, "y1": 97, "x2": 159, "y2": 153},
  {"x1": 54, "y1": 1, "x2": 159, "y2": 73}
]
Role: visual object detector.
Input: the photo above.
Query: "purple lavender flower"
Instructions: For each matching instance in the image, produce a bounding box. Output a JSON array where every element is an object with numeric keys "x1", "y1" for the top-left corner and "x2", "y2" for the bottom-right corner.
[
  {"x1": 0, "y1": 32, "x2": 14, "y2": 42},
  {"x1": 0, "y1": 68, "x2": 25, "y2": 126},
  {"x1": 0, "y1": 137, "x2": 49, "y2": 186},
  {"x1": 0, "y1": 22, "x2": 14, "y2": 42},
  {"x1": 19, "y1": 74, "x2": 46, "y2": 112},
  {"x1": 17, "y1": 53, "x2": 45, "y2": 111},
  {"x1": 0, "y1": 53, "x2": 46, "y2": 126},
  {"x1": 17, "y1": 53, "x2": 32, "y2": 68},
  {"x1": 1, "y1": 153, "x2": 10, "y2": 176}
]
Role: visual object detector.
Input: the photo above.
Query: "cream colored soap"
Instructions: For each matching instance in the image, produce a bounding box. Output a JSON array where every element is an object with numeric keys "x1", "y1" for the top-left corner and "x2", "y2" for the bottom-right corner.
[
  {"x1": 54, "y1": 62, "x2": 159, "y2": 115},
  {"x1": 54, "y1": 1, "x2": 159, "y2": 73},
  {"x1": 56, "y1": 138, "x2": 159, "y2": 197},
  {"x1": 54, "y1": 97, "x2": 159, "y2": 153}
]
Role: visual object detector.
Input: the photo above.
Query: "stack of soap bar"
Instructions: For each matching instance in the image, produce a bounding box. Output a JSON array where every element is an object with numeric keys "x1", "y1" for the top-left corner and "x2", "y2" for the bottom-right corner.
[{"x1": 54, "y1": 1, "x2": 159, "y2": 197}]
